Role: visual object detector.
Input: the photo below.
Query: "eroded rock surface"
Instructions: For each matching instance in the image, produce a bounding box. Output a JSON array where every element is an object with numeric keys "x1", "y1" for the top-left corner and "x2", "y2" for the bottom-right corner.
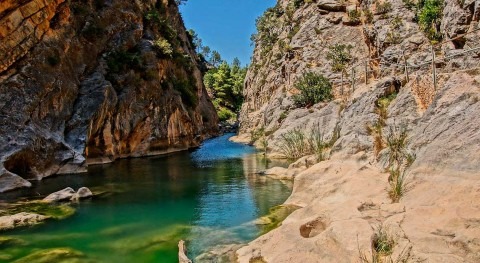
[
  {"x1": 0, "y1": 0, "x2": 218, "y2": 192},
  {"x1": 236, "y1": 0, "x2": 480, "y2": 262}
]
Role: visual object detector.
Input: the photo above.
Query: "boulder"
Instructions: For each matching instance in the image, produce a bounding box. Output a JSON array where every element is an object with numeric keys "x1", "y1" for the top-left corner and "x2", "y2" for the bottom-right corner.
[
  {"x1": 70, "y1": 187, "x2": 93, "y2": 201},
  {"x1": 43, "y1": 187, "x2": 75, "y2": 202},
  {"x1": 0, "y1": 169, "x2": 31, "y2": 193},
  {"x1": 317, "y1": 0, "x2": 347, "y2": 12},
  {"x1": 0, "y1": 212, "x2": 47, "y2": 231}
]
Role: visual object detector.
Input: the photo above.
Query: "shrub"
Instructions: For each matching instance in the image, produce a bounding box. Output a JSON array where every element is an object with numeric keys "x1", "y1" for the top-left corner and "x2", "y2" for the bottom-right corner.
[
  {"x1": 376, "y1": 0, "x2": 393, "y2": 14},
  {"x1": 363, "y1": 9, "x2": 374, "y2": 24},
  {"x1": 326, "y1": 44, "x2": 353, "y2": 72},
  {"x1": 388, "y1": 167, "x2": 410, "y2": 202},
  {"x1": 292, "y1": 72, "x2": 333, "y2": 107},
  {"x1": 172, "y1": 77, "x2": 198, "y2": 107},
  {"x1": 372, "y1": 224, "x2": 395, "y2": 256},
  {"x1": 217, "y1": 107, "x2": 236, "y2": 121},
  {"x1": 153, "y1": 39, "x2": 174, "y2": 57},
  {"x1": 278, "y1": 129, "x2": 310, "y2": 160},
  {"x1": 384, "y1": 125, "x2": 409, "y2": 169},
  {"x1": 376, "y1": 92, "x2": 397, "y2": 124},
  {"x1": 106, "y1": 49, "x2": 142, "y2": 74},
  {"x1": 418, "y1": 0, "x2": 443, "y2": 41},
  {"x1": 307, "y1": 126, "x2": 327, "y2": 161},
  {"x1": 348, "y1": 9, "x2": 361, "y2": 24}
]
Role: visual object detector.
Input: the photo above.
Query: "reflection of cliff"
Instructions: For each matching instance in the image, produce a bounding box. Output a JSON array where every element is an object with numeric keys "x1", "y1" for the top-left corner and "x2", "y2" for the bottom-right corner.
[{"x1": 0, "y1": 0, "x2": 218, "y2": 192}]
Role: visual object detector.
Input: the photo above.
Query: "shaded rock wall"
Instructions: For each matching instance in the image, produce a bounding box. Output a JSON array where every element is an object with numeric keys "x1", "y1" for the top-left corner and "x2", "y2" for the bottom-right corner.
[{"x1": 0, "y1": 0, "x2": 218, "y2": 192}]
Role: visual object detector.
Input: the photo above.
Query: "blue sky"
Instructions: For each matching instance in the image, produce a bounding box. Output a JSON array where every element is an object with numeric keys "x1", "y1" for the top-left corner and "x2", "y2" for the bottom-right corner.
[{"x1": 180, "y1": 0, "x2": 276, "y2": 66}]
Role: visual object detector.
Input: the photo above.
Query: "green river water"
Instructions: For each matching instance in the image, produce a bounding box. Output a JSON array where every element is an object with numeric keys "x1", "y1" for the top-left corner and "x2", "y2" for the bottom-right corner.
[{"x1": 0, "y1": 134, "x2": 292, "y2": 262}]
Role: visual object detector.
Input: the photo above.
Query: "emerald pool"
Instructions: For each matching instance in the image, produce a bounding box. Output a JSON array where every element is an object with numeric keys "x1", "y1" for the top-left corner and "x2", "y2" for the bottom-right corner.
[{"x1": 0, "y1": 134, "x2": 292, "y2": 262}]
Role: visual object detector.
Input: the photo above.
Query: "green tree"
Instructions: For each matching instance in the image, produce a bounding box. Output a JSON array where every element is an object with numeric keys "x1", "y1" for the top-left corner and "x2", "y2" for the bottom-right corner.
[
  {"x1": 326, "y1": 44, "x2": 353, "y2": 72},
  {"x1": 417, "y1": 0, "x2": 443, "y2": 41},
  {"x1": 204, "y1": 61, "x2": 247, "y2": 121},
  {"x1": 210, "y1": 50, "x2": 222, "y2": 67},
  {"x1": 292, "y1": 72, "x2": 333, "y2": 107}
]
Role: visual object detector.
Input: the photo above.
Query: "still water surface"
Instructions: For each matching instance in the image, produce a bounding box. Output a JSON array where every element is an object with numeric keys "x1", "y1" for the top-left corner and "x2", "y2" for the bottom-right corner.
[{"x1": 2, "y1": 134, "x2": 291, "y2": 262}]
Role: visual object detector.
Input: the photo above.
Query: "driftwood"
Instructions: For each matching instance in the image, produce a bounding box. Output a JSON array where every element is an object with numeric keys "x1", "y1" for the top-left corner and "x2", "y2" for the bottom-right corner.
[{"x1": 178, "y1": 240, "x2": 192, "y2": 263}]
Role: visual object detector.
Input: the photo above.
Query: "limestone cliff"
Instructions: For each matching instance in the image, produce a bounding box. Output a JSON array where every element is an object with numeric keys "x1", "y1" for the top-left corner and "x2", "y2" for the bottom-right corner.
[
  {"x1": 0, "y1": 0, "x2": 218, "y2": 192},
  {"x1": 236, "y1": 0, "x2": 480, "y2": 262}
]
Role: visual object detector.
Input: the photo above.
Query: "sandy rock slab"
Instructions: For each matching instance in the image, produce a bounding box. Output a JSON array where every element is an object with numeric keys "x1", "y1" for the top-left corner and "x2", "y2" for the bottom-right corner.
[{"x1": 0, "y1": 212, "x2": 47, "y2": 231}]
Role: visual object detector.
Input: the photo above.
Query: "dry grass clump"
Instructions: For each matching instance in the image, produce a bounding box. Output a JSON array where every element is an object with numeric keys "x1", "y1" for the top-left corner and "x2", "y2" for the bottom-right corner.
[{"x1": 278, "y1": 124, "x2": 334, "y2": 162}]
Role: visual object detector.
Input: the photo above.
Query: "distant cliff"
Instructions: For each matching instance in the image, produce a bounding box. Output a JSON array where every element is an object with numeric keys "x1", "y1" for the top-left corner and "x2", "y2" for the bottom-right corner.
[{"x1": 0, "y1": 0, "x2": 218, "y2": 192}]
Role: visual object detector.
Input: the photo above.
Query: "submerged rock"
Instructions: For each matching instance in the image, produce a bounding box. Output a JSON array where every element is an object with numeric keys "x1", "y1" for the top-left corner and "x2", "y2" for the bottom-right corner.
[
  {"x1": 12, "y1": 248, "x2": 86, "y2": 263},
  {"x1": 0, "y1": 212, "x2": 47, "y2": 231},
  {"x1": 43, "y1": 187, "x2": 75, "y2": 202},
  {"x1": 71, "y1": 187, "x2": 93, "y2": 201},
  {"x1": 195, "y1": 243, "x2": 244, "y2": 263},
  {"x1": 255, "y1": 205, "x2": 301, "y2": 234},
  {"x1": 0, "y1": 236, "x2": 25, "y2": 248}
]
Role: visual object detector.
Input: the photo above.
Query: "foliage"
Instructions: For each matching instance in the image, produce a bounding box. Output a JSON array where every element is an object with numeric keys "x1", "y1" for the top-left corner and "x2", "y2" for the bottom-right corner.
[
  {"x1": 153, "y1": 38, "x2": 174, "y2": 57},
  {"x1": 326, "y1": 44, "x2": 353, "y2": 72},
  {"x1": 292, "y1": 72, "x2": 333, "y2": 107},
  {"x1": 384, "y1": 125, "x2": 415, "y2": 203},
  {"x1": 376, "y1": 0, "x2": 393, "y2": 14},
  {"x1": 376, "y1": 92, "x2": 397, "y2": 124},
  {"x1": 307, "y1": 126, "x2": 327, "y2": 162},
  {"x1": 204, "y1": 60, "x2": 247, "y2": 121},
  {"x1": 388, "y1": 167, "x2": 410, "y2": 202},
  {"x1": 363, "y1": 9, "x2": 374, "y2": 24},
  {"x1": 217, "y1": 107, "x2": 236, "y2": 121},
  {"x1": 278, "y1": 129, "x2": 310, "y2": 160},
  {"x1": 106, "y1": 49, "x2": 142, "y2": 74},
  {"x1": 348, "y1": 9, "x2": 361, "y2": 24},
  {"x1": 384, "y1": 125, "x2": 410, "y2": 169},
  {"x1": 372, "y1": 224, "x2": 395, "y2": 256},
  {"x1": 278, "y1": 126, "x2": 329, "y2": 161},
  {"x1": 172, "y1": 77, "x2": 198, "y2": 107},
  {"x1": 417, "y1": 0, "x2": 443, "y2": 41},
  {"x1": 386, "y1": 17, "x2": 403, "y2": 44},
  {"x1": 252, "y1": 5, "x2": 282, "y2": 48}
]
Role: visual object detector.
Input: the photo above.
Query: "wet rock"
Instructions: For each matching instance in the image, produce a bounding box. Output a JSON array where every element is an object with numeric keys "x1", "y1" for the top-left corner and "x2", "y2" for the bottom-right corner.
[
  {"x1": 0, "y1": 212, "x2": 47, "y2": 231},
  {"x1": 70, "y1": 187, "x2": 93, "y2": 201},
  {"x1": 7, "y1": 201, "x2": 75, "y2": 220},
  {"x1": 178, "y1": 240, "x2": 192, "y2": 263},
  {"x1": 43, "y1": 187, "x2": 75, "y2": 202}
]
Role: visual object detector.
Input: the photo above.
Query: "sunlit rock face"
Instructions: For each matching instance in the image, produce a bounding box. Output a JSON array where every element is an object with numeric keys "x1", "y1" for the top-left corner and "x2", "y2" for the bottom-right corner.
[
  {"x1": 0, "y1": 0, "x2": 218, "y2": 191},
  {"x1": 236, "y1": 0, "x2": 480, "y2": 262}
]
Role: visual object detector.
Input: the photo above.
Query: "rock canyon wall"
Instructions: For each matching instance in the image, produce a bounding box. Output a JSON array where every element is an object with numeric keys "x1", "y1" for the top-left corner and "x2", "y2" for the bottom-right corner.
[
  {"x1": 236, "y1": 0, "x2": 480, "y2": 262},
  {"x1": 0, "y1": 0, "x2": 218, "y2": 192}
]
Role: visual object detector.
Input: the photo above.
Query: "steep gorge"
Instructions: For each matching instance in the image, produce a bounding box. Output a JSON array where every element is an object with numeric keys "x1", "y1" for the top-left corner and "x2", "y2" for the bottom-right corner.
[
  {"x1": 235, "y1": 0, "x2": 480, "y2": 262},
  {"x1": 0, "y1": 0, "x2": 218, "y2": 192}
]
